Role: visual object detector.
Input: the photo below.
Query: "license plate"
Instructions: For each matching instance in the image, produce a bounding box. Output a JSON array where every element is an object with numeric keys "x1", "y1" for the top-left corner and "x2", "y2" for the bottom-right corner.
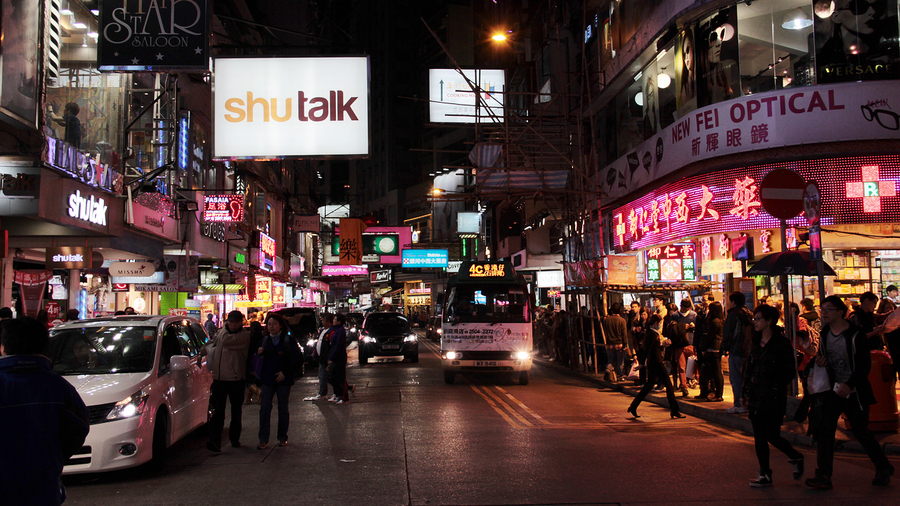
[
  {"x1": 475, "y1": 361, "x2": 498, "y2": 367},
  {"x1": 382, "y1": 344, "x2": 400, "y2": 350}
]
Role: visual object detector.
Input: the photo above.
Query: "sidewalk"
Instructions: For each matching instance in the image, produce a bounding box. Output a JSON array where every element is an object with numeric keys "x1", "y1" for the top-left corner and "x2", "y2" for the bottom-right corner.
[{"x1": 537, "y1": 357, "x2": 900, "y2": 456}]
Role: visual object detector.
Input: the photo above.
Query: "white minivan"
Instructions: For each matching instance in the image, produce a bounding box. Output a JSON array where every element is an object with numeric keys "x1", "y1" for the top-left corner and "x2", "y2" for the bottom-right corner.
[{"x1": 47, "y1": 316, "x2": 213, "y2": 473}]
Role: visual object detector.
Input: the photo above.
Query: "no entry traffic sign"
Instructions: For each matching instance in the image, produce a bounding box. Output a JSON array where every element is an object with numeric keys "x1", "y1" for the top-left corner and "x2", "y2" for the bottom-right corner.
[{"x1": 760, "y1": 169, "x2": 805, "y2": 220}]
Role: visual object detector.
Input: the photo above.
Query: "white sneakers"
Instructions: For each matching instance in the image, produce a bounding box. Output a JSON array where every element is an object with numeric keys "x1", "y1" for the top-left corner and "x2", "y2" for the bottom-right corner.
[
  {"x1": 303, "y1": 394, "x2": 326, "y2": 401},
  {"x1": 726, "y1": 406, "x2": 748, "y2": 414},
  {"x1": 326, "y1": 394, "x2": 338, "y2": 402}
]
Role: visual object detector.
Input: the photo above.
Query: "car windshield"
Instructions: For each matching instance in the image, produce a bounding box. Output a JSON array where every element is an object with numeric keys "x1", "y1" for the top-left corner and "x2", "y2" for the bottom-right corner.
[
  {"x1": 365, "y1": 314, "x2": 410, "y2": 334},
  {"x1": 445, "y1": 286, "x2": 530, "y2": 323},
  {"x1": 48, "y1": 325, "x2": 157, "y2": 375}
]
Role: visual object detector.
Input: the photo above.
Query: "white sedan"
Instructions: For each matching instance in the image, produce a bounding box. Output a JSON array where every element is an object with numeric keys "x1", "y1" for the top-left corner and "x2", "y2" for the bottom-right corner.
[{"x1": 48, "y1": 316, "x2": 213, "y2": 473}]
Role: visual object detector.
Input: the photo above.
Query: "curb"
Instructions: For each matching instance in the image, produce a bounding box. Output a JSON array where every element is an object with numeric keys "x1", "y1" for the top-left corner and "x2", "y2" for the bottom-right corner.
[{"x1": 535, "y1": 359, "x2": 900, "y2": 456}]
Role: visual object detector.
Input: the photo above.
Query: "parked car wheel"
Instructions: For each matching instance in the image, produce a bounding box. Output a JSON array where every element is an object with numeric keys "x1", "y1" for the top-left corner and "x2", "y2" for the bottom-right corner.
[{"x1": 149, "y1": 408, "x2": 168, "y2": 471}]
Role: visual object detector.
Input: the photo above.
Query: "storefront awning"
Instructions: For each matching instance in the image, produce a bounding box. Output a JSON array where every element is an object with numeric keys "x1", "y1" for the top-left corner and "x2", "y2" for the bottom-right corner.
[
  {"x1": 382, "y1": 288, "x2": 403, "y2": 298},
  {"x1": 562, "y1": 282, "x2": 721, "y2": 294},
  {"x1": 198, "y1": 284, "x2": 244, "y2": 295}
]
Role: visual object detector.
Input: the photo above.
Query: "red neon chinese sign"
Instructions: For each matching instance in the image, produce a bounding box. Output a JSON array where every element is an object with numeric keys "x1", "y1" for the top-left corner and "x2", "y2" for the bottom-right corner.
[
  {"x1": 611, "y1": 155, "x2": 900, "y2": 253},
  {"x1": 259, "y1": 232, "x2": 276, "y2": 256},
  {"x1": 203, "y1": 194, "x2": 244, "y2": 222}
]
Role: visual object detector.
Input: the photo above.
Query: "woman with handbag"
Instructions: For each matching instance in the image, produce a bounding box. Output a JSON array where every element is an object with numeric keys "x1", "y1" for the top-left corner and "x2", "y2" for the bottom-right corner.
[
  {"x1": 256, "y1": 313, "x2": 301, "y2": 449},
  {"x1": 741, "y1": 304, "x2": 804, "y2": 487},
  {"x1": 627, "y1": 312, "x2": 684, "y2": 419}
]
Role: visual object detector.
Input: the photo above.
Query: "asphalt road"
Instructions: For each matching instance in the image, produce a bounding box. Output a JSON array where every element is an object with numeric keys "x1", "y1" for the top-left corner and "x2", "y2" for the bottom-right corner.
[{"x1": 63, "y1": 333, "x2": 899, "y2": 506}]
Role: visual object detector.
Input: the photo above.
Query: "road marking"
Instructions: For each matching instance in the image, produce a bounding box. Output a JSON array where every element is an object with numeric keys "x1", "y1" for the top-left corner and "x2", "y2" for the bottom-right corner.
[
  {"x1": 494, "y1": 386, "x2": 551, "y2": 425},
  {"x1": 469, "y1": 385, "x2": 529, "y2": 428}
]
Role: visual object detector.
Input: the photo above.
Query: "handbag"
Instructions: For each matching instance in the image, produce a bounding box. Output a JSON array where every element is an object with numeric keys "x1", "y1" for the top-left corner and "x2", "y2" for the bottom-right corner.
[
  {"x1": 807, "y1": 362, "x2": 832, "y2": 394},
  {"x1": 685, "y1": 356, "x2": 697, "y2": 379}
]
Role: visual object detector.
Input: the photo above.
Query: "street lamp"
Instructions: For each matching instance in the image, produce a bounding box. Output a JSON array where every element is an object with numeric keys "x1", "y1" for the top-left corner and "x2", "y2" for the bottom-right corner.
[{"x1": 491, "y1": 33, "x2": 507, "y2": 42}]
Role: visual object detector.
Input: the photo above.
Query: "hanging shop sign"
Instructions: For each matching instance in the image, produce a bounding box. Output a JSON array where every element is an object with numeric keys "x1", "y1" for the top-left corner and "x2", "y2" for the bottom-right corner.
[
  {"x1": 132, "y1": 201, "x2": 178, "y2": 239},
  {"x1": 203, "y1": 194, "x2": 244, "y2": 222},
  {"x1": 428, "y1": 69, "x2": 506, "y2": 123},
  {"x1": 331, "y1": 234, "x2": 399, "y2": 257},
  {"x1": 108, "y1": 261, "x2": 156, "y2": 277},
  {"x1": 0, "y1": 167, "x2": 39, "y2": 197},
  {"x1": 701, "y1": 259, "x2": 743, "y2": 276},
  {"x1": 309, "y1": 279, "x2": 329, "y2": 291},
  {"x1": 607, "y1": 256, "x2": 638, "y2": 285},
  {"x1": 402, "y1": 249, "x2": 448, "y2": 268},
  {"x1": 327, "y1": 226, "x2": 412, "y2": 265},
  {"x1": 236, "y1": 277, "x2": 273, "y2": 308},
  {"x1": 536, "y1": 270, "x2": 564, "y2": 288},
  {"x1": 213, "y1": 56, "x2": 370, "y2": 158},
  {"x1": 322, "y1": 264, "x2": 367, "y2": 276},
  {"x1": 256, "y1": 231, "x2": 276, "y2": 272},
  {"x1": 457, "y1": 212, "x2": 482, "y2": 234},
  {"x1": 646, "y1": 243, "x2": 697, "y2": 283},
  {"x1": 45, "y1": 247, "x2": 92, "y2": 269},
  {"x1": 292, "y1": 215, "x2": 320, "y2": 233},
  {"x1": 370, "y1": 269, "x2": 391, "y2": 283},
  {"x1": 46, "y1": 139, "x2": 123, "y2": 193},
  {"x1": 611, "y1": 155, "x2": 900, "y2": 253},
  {"x1": 98, "y1": 0, "x2": 210, "y2": 71},
  {"x1": 115, "y1": 271, "x2": 165, "y2": 285},
  {"x1": 600, "y1": 82, "x2": 900, "y2": 201}
]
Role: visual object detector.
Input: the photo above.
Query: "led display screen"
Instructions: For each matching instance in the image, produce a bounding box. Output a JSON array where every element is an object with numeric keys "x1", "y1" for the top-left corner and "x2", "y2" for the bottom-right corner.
[
  {"x1": 646, "y1": 243, "x2": 697, "y2": 283},
  {"x1": 611, "y1": 155, "x2": 900, "y2": 253}
]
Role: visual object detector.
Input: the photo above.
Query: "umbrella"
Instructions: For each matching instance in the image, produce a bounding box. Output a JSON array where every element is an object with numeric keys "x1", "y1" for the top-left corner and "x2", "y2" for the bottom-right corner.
[{"x1": 745, "y1": 250, "x2": 837, "y2": 277}]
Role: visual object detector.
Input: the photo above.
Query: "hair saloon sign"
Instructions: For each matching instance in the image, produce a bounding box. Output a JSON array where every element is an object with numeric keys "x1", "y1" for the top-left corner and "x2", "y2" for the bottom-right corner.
[
  {"x1": 213, "y1": 57, "x2": 370, "y2": 158},
  {"x1": 611, "y1": 155, "x2": 900, "y2": 253}
]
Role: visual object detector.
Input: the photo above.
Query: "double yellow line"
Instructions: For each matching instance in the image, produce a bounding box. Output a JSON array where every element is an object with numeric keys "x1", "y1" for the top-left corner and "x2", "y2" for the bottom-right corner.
[{"x1": 470, "y1": 384, "x2": 550, "y2": 428}]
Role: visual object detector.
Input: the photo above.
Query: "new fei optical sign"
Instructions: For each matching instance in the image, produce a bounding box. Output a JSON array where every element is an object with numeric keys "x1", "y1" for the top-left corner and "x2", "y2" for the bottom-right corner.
[{"x1": 213, "y1": 57, "x2": 370, "y2": 158}]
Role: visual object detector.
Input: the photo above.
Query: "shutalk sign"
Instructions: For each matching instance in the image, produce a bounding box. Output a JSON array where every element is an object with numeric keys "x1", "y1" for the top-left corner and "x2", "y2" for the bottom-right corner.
[{"x1": 213, "y1": 57, "x2": 370, "y2": 158}]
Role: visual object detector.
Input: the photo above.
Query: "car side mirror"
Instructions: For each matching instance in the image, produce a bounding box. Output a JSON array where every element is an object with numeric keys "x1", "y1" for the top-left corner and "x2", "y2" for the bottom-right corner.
[{"x1": 170, "y1": 355, "x2": 192, "y2": 371}]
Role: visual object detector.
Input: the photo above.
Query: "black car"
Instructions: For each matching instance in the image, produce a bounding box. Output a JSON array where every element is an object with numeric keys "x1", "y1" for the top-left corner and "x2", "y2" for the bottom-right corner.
[
  {"x1": 358, "y1": 312, "x2": 418, "y2": 365},
  {"x1": 268, "y1": 307, "x2": 320, "y2": 369}
]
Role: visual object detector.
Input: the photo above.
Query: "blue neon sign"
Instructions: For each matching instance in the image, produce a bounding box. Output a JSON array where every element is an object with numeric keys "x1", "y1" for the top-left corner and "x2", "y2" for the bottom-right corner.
[{"x1": 401, "y1": 249, "x2": 448, "y2": 268}]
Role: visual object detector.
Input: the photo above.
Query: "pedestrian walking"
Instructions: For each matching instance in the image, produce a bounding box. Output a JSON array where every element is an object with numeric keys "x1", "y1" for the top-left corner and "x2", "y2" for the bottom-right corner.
[
  {"x1": 204, "y1": 310, "x2": 251, "y2": 452},
  {"x1": 204, "y1": 313, "x2": 218, "y2": 337},
  {"x1": 671, "y1": 298, "x2": 696, "y2": 396},
  {"x1": 701, "y1": 301, "x2": 725, "y2": 402},
  {"x1": 0, "y1": 317, "x2": 90, "y2": 505},
  {"x1": 805, "y1": 296, "x2": 894, "y2": 489},
  {"x1": 627, "y1": 310, "x2": 685, "y2": 419},
  {"x1": 256, "y1": 313, "x2": 301, "y2": 449},
  {"x1": 603, "y1": 303, "x2": 627, "y2": 381},
  {"x1": 327, "y1": 313, "x2": 351, "y2": 404},
  {"x1": 722, "y1": 291, "x2": 753, "y2": 414},
  {"x1": 245, "y1": 321, "x2": 263, "y2": 404},
  {"x1": 741, "y1": 304, "x2": 805, "y2": 487},
  {"x1": 304, "y1": 313, "x2": 334, "y2": 401}
]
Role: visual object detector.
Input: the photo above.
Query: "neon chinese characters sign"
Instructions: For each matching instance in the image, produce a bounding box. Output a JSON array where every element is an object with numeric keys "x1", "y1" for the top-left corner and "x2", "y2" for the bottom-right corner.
[
  {"x1": 203, "y1": 194, "x2": 244, "y2": 222},
  {"x1": 611, "y1": 155, "x2": 900, "y2": 253},
  {"x1": 646, "y1": 243, "x2": 697, "y2": 283}
]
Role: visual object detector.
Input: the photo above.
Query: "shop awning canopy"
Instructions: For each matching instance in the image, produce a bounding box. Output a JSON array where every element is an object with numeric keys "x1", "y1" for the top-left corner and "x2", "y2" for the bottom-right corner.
[
  {"x1": 198, "y1": 284, "x2": 245, "y2": 295},
  {"x1": 382, "y1": 288, "x2": 404, "y2": 298},
  {"x1": 562, "y1": 282, "x2": 721, "y2": 294}
]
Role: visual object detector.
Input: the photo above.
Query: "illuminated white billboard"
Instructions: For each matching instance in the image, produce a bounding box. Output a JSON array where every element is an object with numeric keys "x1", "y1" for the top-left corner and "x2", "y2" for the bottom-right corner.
[
  {"x1": 213, "y1": 57, "x2": 370, "y2": 158},
  {"x1": 429, "y1": 69, "x2": 505, "y2": 123}
]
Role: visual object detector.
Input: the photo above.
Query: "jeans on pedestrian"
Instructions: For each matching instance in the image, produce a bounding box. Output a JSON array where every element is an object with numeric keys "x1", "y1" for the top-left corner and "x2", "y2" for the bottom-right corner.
[
  {"x1": 328, "y1": 360, "x2": 348, "y2": 401},
  {"x1": 749, "y1": 409, "x2": 802, "y2": 474},
  {"x1": 208, "y1": 379, "x2": 245, "y2": 446},
  {"x1": 728, "y1": 354, "x2": 744, "y2": 407},
  {"x1": 814, "y1": 392, "x2": 891, "y2": 477},
  {"x1": 607, "y1": 346, "x2": 625, "y2": 378},
  {"x1": 317, "y1": 362, "x2": 329, "y2": 397},
  {"x1": 259, "y1": 383, "x2": 291, "y2": 444},
  {"x1": 707, "y1": 352, "x2": 724, "y2": 399}
]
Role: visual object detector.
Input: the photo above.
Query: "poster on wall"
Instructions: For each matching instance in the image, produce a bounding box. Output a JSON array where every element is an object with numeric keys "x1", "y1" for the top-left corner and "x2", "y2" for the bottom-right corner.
[
  {"x1": 0, "y1": 0, "x2": 39, "y2": 127},
  {"x1": 814, "y1": 0, "x2": 900, "y2": 83},
  {"x1": 675, "y1": 28, "x2": 698, "y2": 113},
  {"x1": 697, "y1": 6, "x2": 740, "y2": 108}
]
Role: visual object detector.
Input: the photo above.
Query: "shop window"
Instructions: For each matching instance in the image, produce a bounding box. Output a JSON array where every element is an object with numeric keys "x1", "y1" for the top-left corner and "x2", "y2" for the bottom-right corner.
[
  {"x1": 45, "y1": 1, "x2": 129, "y2": 175},
  {"x1": 813, "y1": 0, "x2": 900, "y2": 84},
  {"x1": 737, "y1": 0, "x2": 814, "y2": 96}
]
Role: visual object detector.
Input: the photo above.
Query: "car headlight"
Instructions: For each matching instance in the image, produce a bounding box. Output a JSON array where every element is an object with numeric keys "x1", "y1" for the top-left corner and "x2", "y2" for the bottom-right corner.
[
  {"x1": 306, "y1": 339, "x2": 317, "y2": 348},
  {"x1": 436, "y1": 328, "x2": 442, "y2": 334},
  {"x1": 445, "y1": 351, "x2": 460, "y2": 360},
  {"x1": 404, "y1": 333, "x2": 418, "y2": 343},
  {"x1": 351, "y1": 327, "x2": 357, "y2": 332},
  {"x1": 513, "y1": 351, "x2": 531, "y2": 360},
  {"x1": 363, "y1": 336, "x2": 376, "y2": 343},
  {"x1": 106, "y1": 390, "x2": 149, "y2": 421}
]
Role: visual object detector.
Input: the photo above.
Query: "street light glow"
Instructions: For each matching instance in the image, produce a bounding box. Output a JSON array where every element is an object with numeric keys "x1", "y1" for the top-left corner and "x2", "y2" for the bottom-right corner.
[{"x1": 492, "y1": 34, "x2": 507, "y2": 42}]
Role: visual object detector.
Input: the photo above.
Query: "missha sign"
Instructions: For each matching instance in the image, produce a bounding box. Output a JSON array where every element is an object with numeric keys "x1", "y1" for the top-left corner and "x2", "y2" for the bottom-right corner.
[{"x1": 213, "y1": 57, "x2": 370, "y2": 158}]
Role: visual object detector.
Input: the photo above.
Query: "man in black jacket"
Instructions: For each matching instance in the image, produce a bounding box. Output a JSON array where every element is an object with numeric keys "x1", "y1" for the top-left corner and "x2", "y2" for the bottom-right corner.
[{"x1": 805, "y1": 296, "x2": 894, "y2": 489}]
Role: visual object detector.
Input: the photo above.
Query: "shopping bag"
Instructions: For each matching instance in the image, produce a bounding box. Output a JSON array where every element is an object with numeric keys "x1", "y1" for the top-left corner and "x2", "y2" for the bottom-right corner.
[
  {"x1": 807, "y1": 362, "x2": 831, "y2": 394},
  {"x1": 685, "y1": 356, "x2": 697, "y2": 379},
  {"x1": 626, "y1": 358, "x2": 641, "y2": 381}
]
